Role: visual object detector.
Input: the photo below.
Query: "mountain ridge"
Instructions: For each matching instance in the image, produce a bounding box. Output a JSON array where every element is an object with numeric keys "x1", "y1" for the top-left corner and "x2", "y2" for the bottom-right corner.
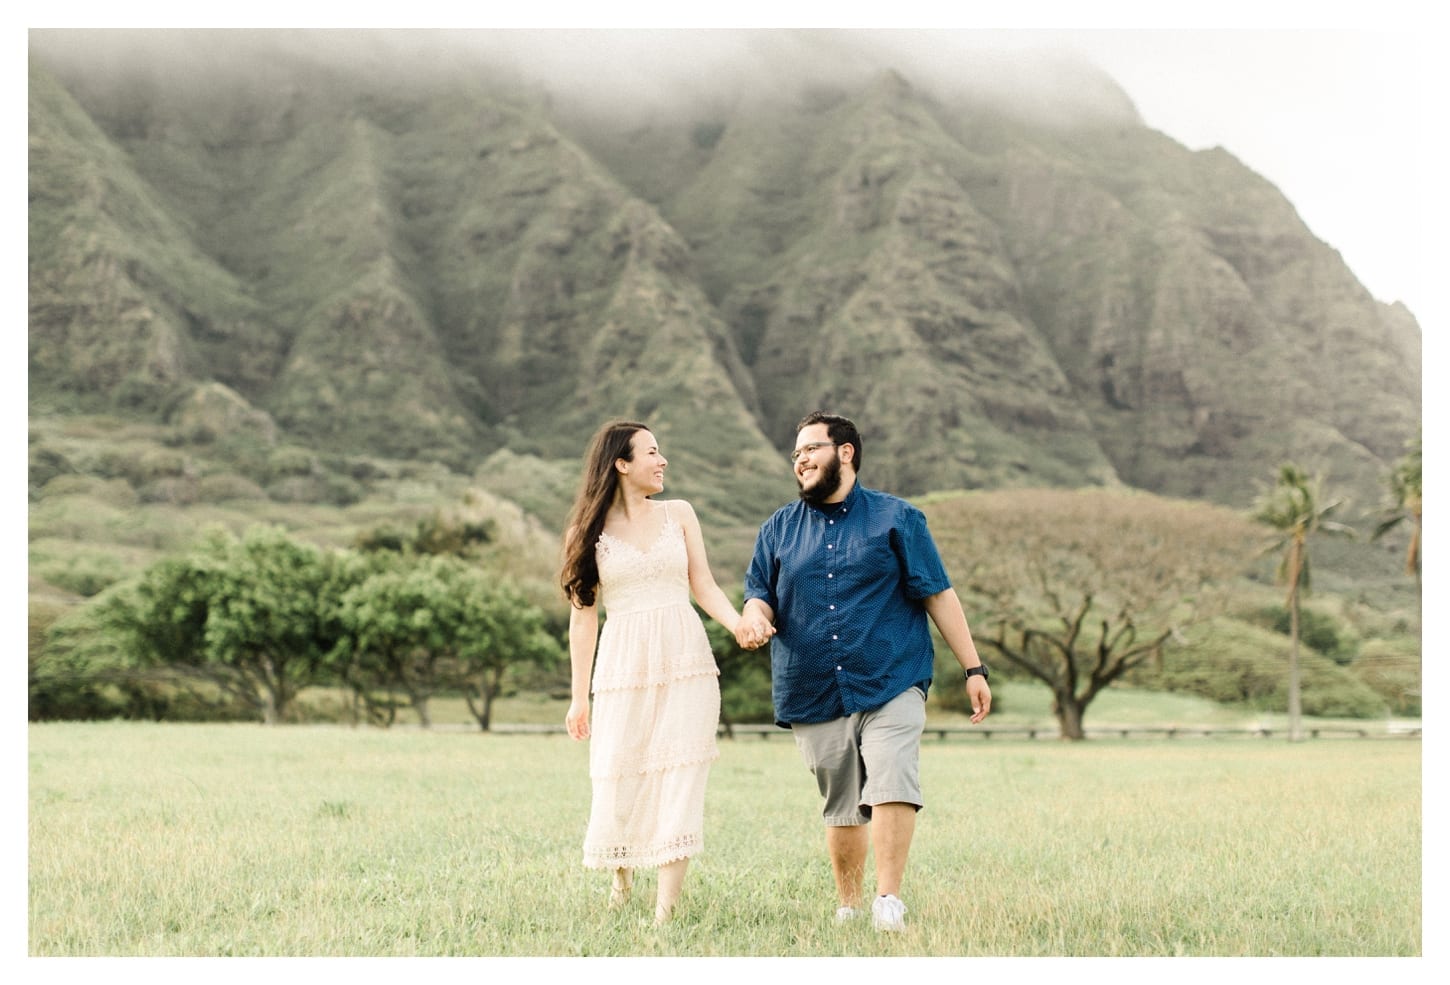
[{"x1": 27, "y1": 31, "x2": 1420, "y2": 537}]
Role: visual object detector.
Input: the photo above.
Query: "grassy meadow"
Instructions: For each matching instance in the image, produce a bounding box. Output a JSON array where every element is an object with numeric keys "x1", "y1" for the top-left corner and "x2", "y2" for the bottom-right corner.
[{"x1": 27, "y1": 718, "x2": 1421, "y2": 958}]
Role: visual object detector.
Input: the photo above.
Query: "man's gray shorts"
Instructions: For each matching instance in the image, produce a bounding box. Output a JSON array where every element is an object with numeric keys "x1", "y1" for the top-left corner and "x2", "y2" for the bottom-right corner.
[{"x1": 791, "y1": 686, "x2": 926, "y2": 826}]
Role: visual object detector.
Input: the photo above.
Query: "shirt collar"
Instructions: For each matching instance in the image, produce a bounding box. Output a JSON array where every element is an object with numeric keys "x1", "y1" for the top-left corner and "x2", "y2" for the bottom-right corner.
[{"x1": 806, "y1": 480, "x2": 861, "y2": 518}]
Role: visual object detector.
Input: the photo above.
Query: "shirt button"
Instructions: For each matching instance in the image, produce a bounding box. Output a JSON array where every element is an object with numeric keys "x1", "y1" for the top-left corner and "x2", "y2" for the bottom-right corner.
[
  {"x1": 827, "y1": 544, "x2": 834, "y2": 550},
  {"x1": 832, "y1": 635, "x2": 838, "y2": 640},
  {"x1": 827, "y1": 573, "x2": 833, "y2": 579},
  {"x1": 829, "y1": 605, "x2": 835, "y2": 610}
]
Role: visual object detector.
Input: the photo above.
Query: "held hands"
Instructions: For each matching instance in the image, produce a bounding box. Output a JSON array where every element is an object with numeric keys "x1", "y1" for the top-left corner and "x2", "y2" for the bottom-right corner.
[
  {"x1": 565, "y1": 699, "x2": 590, "y2": 741},
  {"x1": 733, "y1": 610, "x2": 776, "y2": 650},
  {"x1": 966, "y1": 676, "x2": 992, "y2": 725}
]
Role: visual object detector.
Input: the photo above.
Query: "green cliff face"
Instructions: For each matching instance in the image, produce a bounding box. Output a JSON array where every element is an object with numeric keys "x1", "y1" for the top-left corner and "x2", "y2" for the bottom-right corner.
[{"x1": 28, "y1": 31, "x2": 1420, "y2": 526}]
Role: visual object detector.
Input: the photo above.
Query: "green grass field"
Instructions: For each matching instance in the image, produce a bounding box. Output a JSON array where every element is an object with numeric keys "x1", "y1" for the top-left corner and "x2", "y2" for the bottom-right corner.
[{"x1": 27, "y1": 719, "x2": 1421, "y2": 958}]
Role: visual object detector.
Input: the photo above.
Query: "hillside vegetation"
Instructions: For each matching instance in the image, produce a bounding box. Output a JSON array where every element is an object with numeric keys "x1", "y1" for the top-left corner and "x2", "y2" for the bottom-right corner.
[
  {"x1": 29, "y1": 32, "x2": 1418, "y2": 511},
  {"x1": 27, "y1": 31, "x2": 1420, "y2": 722}
]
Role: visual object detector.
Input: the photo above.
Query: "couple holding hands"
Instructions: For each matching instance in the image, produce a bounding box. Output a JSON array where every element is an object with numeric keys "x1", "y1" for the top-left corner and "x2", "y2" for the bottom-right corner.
[{"x1": 560, "y1": 412, "x2": 991, "y2": 930}]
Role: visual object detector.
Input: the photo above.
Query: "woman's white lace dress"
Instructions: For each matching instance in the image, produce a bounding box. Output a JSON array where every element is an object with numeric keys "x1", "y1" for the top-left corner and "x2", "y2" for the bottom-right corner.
[{"x1": 582, "y1": 507, "x2": 721, "y2": 870}]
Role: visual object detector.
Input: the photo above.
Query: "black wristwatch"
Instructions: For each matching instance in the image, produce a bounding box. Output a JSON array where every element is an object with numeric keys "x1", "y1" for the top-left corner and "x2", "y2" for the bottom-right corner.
[{"x1": 964, "y1": 664, "x2": 989, "y2": 681}]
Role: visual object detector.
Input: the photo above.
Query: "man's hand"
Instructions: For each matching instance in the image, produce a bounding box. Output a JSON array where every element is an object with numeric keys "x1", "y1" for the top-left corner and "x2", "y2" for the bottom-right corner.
[
  {"x1": 966, "y1": 677, "x2": 992, "y2": 724},
  {"x1": 734, "y1": 608, "x2": 776, "y2": 650}
]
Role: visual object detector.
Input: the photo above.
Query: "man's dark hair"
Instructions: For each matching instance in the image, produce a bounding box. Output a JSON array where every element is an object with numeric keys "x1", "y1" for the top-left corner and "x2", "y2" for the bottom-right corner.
[{"x1": 797, "y1": 411, "x2": 862, "y2": 473}]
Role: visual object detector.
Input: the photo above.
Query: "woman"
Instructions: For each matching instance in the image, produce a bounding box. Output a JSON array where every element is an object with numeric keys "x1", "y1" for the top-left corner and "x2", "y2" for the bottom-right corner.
[{"x1": 560, "y1": 421, "x2": 741, "y2": 924}]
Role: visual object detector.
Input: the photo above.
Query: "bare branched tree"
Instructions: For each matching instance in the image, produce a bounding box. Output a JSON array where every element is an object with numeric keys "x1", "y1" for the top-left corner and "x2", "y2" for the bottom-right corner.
[{"x1": 925, "y1": 489, "x2": 1262, "y2": 740}]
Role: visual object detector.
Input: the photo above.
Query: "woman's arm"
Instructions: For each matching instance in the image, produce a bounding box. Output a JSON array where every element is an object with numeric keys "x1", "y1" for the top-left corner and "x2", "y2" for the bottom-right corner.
[
  {"x1": 565, "y1": 601, "x2": 599, "y2": 740},
  {"x1": 674, "y1": 499, "x2": 741, "y2": 633}
]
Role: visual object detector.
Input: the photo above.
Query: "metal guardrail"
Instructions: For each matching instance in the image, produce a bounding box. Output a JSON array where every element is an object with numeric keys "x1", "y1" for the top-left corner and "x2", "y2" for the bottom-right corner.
[
  {"x1": 715, "y1": 724, "x2": 1421, "y2": 740},
  {"x1": 491, "y1": 722, "x2": 1421, "y2": 740}
]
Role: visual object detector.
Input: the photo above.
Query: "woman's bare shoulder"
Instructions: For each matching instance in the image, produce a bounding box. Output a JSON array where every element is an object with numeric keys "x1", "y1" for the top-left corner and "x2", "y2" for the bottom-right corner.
[{"x1": 661, "y1": 498, "x2": 698, "y2": 518}]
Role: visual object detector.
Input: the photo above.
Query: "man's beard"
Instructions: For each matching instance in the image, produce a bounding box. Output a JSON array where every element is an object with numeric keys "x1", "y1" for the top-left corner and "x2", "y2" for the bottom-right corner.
[{"x1": 797, "y1": 453, "x2": 843, "y2": 506}]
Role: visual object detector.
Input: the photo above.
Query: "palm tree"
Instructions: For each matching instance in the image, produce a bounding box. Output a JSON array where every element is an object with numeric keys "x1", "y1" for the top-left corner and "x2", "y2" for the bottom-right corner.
[
  {"x1": 1372, "y1": 437, "x2": 1422, "y2": 606},
  {"x1": 1252, "y1": 464, "x2": 1354, "y2": 742}
]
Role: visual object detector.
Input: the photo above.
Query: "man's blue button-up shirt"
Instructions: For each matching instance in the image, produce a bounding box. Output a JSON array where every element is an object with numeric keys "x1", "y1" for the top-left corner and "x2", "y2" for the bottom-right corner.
[{"x1": 744, "y1": 483, "x2": 954, "y2": 727}]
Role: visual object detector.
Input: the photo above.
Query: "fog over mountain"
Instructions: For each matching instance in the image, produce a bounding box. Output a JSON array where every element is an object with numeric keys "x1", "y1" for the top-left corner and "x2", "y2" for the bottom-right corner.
[
  {"x1": 446, "y1": 29, "x2": 1144, "y2": 127},
  {"x1": 29, "y1": 28, "x2": 1144, "y2": 128}
]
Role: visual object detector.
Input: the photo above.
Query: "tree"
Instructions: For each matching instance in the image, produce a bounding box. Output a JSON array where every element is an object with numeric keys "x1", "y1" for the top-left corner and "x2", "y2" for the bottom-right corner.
[
  {"x1": 108, "y1": 526, "x2": 351, "y2": 724},
  {"x1": 702, "y1": 600, "x2": 775, "y2": 733},
  {"x1": 1252, "y1": 464, "x2": 1355, "y2": 742},
  {"x1": 355, "y1": 509, "x2": 496, "y2": 558},
  {"x1": 35, "y1": 592, "x2": 257, "y2": 722},
  {"x1": 1371, "y1": 436, "x2": 1422, "y2": 603},
  {"x1": 331, "y1": 555, "x2": 561, "y2": 729},
  {"x1": 332, "y1": 557, "x2": 454, "y2": 727},
  {"x1": 453, "y1": 570, "x2": 562, "y2": 731},
  {"x1": 923, "y1": 488, "x2": 1262, "y2": 740}
]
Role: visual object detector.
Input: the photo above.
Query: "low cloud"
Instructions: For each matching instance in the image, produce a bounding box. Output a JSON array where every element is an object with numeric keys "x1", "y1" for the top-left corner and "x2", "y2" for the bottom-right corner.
[{"x1": 30, "y1": 27, "x2": 1142, "y2": 129}]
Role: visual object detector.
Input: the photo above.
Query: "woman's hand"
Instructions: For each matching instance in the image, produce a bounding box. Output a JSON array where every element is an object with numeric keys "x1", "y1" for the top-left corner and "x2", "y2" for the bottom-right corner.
[
  {"x1": 734, "y1": 606, "x2": 776, "y2": 650},
  {"x1": 565, "y1": 699, "x2": 590, "y2": 740}
]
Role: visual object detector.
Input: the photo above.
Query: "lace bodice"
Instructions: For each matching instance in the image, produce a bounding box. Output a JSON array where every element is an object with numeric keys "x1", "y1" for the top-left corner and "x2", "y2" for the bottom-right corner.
[{"x1": 596, "y1": 516, "x2": 691, "y2": 615}]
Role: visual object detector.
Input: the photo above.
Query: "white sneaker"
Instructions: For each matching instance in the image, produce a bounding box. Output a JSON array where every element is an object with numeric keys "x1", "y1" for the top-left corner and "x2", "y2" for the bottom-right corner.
[
  {"x1": 871, "y1": 893, "x2": 907, "y2": 932},
  {"x1": 835, "y1": 905, "x2": 860, "y2": 924}
]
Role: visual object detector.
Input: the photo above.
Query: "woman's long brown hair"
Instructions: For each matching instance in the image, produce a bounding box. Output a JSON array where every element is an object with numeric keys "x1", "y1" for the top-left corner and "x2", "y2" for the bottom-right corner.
[{"x1": 560, "y1": 420, "x2": 650, "y2": 608}]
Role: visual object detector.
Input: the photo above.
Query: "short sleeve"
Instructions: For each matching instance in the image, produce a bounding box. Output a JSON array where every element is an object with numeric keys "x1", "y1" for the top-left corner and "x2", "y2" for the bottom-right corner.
[
  {"x1": 743, "y1": 519, "x2": 778, "y2": 608},
  {"x1": 894, "y1": 505, "x2": 952, "y2": 600}
]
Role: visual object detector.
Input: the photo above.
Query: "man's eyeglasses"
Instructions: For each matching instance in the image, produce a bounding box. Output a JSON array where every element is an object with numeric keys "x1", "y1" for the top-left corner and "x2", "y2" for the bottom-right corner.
[{"x1": 790, "y1": 441, "x2": 839, "y2": 463}]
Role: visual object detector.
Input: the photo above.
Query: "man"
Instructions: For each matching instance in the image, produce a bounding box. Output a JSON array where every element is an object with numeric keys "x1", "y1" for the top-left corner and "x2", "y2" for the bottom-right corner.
[{"x1": 734, "y1": 411, "x2": 991, "y2": 933}]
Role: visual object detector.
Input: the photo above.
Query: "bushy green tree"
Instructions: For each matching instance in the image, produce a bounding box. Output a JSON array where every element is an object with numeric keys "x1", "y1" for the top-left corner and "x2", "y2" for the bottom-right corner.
[
  {"x1": 107, "y1": 526, "x2": 353, "y2": 724},
  {"x1": 1262, "y1": 604, "x2": 1355, "y2": 665},
  {"x1": 355, "y1": 510, "x2": 495, "y2": 557},
  {"x1": 30, "y1": 597, "x2": 127, "y2": 721},
  {"x1": 1136, "y1": 616, "x2": 1386, "y2": 717},
  {"x1": 331, "y1": 555, "x2": 561, "y2": 729},
  {"x1": 453, "y1": 571, "x2": 562, "y2": 731}
]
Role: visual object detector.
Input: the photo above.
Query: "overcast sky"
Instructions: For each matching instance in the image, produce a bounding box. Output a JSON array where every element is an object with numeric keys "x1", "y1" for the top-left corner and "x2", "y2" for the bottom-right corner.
[{"x1": 1017, "y1": 28, "x2": 1432, "y2": 322}]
